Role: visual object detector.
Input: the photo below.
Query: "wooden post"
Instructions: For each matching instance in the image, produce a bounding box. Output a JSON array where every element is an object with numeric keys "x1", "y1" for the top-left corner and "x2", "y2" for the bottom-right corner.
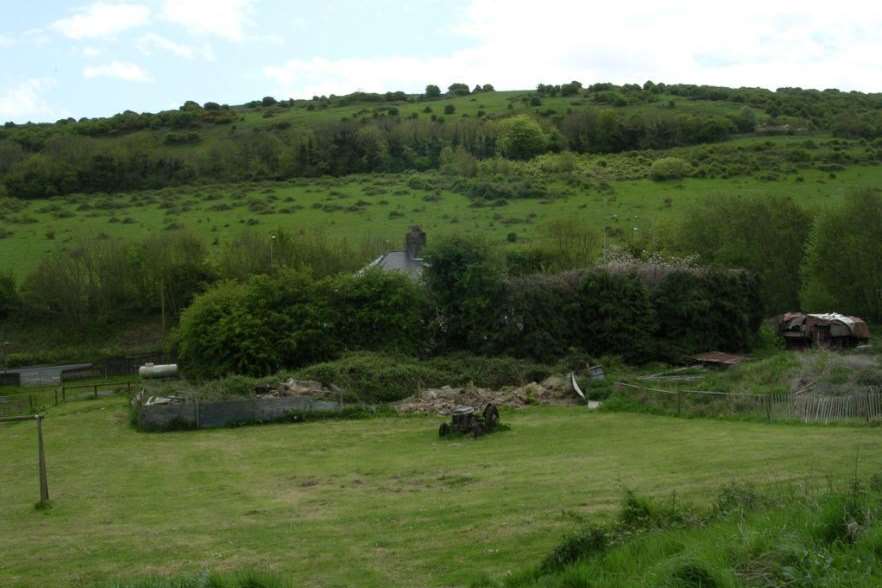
[
  {"x1": 28, "y1": 395, "x2": 34, "y2": 413},
  {"x1": 677, "y1": 390, "x2": 682, "y2": 417},
  {"x1": 54, "y1": 389, "x2": 58, "y2": 406},
  {"x1": 867, "y1": 391, "x2": 871, "y2": 424},
  {"x1": 36, "y1": 415, "x2": 49, "y2": 505},
  {"x1": 766, "y1": 394, "x2": 772, "y2": 423},
  {"x1": 160, "y1": 278, "x2": 167, "y2": 335},
  {"x1": 62, "y1": 385, "x2": 66, "y2": 402},
  {"x1": 94, "y1": 384, "x2": 98, "y2": 399}
]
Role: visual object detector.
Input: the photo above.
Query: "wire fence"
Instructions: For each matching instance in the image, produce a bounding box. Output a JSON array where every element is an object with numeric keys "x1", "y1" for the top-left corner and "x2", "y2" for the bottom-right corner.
[
  {"x1": 615, "y1": 382, "x2": 882, "y2": 424},
  {"x1": 0, "y1": 381, "x2": 136, "y2": 418}
]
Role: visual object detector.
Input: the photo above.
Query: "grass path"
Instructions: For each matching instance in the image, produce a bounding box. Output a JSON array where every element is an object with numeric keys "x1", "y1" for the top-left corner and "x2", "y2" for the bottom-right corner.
[{"x1": 2, "y1": 399, "x2": 882, "y2": 587}]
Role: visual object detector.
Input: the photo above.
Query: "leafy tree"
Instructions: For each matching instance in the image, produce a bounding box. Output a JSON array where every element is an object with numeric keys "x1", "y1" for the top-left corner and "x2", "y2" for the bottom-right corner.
[
  {"x1": 560, "y1": 81, "x2": 583, "y2": 96},
  {"x1": 0, "y1": 272, "x2": 18, "y2": 319},
  {"x1": 675, "y1": 195, "x2": 811, "y2": 314},
  {"x1": 497, "y1": 115, "x2": 548, "y2": 160},
  {"x1": 482, "y1": 84, "x2": 495, "y2": 92},
  {"x1": 324, "y1": 270, "x2": 429, "y2": 354},
  {"x1": 178, "y1": 271, "x2": 339, "y2": 379},
  {"x1": 439, "y1": 145, "x2": 477, "y2": 177},
  {"x1": 652, "y1": 270, "x2": 762, "y2": 355},
  {"x1": 261, "y1": 96, "x2": 278, "y2": 107},
  {"x1": 802, "y1": 190, "x2": 882, "y2": 321},
  {"x1": 443, "y1": 104, "x2": 456, "y2": 115},
  {"x1": 424, "y1": 84, "x2": 441, "y2": 98},
  {"x1": 423, "y1": 235, "x2": 505, "y2": 353},
  {"x1": 4, "y1": 155, "x2": 78, "y2": 199},
  {"x1": 447, "y1": 83, "x2": 470, "y2": 96}
]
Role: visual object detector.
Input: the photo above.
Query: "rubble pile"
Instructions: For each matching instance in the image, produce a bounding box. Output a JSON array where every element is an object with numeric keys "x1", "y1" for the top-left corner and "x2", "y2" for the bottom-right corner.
[
  {"x1": 395, "y1": 375, "x2": 580, "y2": 415},
  {"x1": 256, "y1": 378, "x2": 343, "y2": 401}
]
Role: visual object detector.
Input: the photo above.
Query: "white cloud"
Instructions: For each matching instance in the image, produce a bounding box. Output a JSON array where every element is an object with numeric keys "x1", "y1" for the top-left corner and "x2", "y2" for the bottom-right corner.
[
  {"x1": 137, "y1": 32, "x2": 214, "y2": 60},
  {"x1": 83, "y1": 61, "x2": 153, "y2": 82},
  {"x1": 51, "y1": 2, "x2": 150, "y2": 40},
  {"x1": 82, "y1": 46, "x2": 102, "y2": 58},
  {"x1": 161, "y1": 0, "x2": 255, "y2": 41},
  {"x1": 264, "y1": 0, "x2": 882, "y2": 97},
  {"x1": 0, "y1": 79, "x2": 57, "y2": 121},
  {"x1": 0, "y1": 34, "x2": 15, "y2": 48}
]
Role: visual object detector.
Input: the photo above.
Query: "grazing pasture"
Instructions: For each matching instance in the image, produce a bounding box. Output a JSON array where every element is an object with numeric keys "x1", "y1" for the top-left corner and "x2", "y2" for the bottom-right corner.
[{"x1": 2, "y1": 160, "x2": 880, "y2": 279}]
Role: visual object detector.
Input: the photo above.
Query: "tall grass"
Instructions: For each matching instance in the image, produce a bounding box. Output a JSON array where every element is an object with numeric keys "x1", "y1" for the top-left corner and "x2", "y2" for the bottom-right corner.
[{"x1": 479, "y1": 476, "x2": 882, "y2": 587}]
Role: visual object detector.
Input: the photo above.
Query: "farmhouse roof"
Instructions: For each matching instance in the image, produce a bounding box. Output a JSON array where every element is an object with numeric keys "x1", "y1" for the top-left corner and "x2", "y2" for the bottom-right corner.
[{"x1": 361, "y1": 226, "x2": 427, "y2": 280}]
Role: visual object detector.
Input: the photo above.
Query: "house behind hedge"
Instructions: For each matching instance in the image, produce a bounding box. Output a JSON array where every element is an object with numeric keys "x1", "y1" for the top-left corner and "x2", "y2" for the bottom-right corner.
[{"x1": 362, "y1": 226, "x2": 427, "y2": 280}]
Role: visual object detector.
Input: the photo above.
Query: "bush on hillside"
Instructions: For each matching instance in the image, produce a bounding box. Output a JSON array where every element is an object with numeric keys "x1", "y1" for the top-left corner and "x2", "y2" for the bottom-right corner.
[
  {"x1": 498, "y1": 115, "x2": 548, "y2": 160},
  {"x1": 649, "y1": 157, "x2": 691, "y2": 180}
]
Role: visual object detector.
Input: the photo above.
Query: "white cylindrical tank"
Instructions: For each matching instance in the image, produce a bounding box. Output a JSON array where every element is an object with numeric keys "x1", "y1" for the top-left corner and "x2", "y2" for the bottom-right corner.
[{"x1": 138, "y1": 363, "x2": 179, "y2": 379}]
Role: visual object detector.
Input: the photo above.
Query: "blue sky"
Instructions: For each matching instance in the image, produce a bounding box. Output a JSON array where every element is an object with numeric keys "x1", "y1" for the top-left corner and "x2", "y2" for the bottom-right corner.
[{"x1": 3, "y1": 0, "x2": 882, "y2": 123}]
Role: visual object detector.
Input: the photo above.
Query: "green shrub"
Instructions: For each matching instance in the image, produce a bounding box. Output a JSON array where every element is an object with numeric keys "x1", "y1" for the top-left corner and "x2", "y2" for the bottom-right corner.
[
  {"x1": 423, "y1": 235, "x2": 506, "y2": 353},
  {"x1": 539, "y1": 526, "x2": 607, "y2": 573},
  {"x1": 651, "y1": 270, "x2": 762, "y2": 357},
  {"x1": 498, "y1": 115, "x2": 548, "y2": 160},
  {"x1": 323, "y1": 270, "x2": 430, "y2": 354},
  {"x1": 0, "y1": 272, "x2": 18, "y2": 319},
  {"x1": 177, "y1": 271, "x2": 340, "y2": 379},
  {"x1": 649, "y1": 157, "x2": 691, "y2": 180},
  {"x1": 578, "y1": 271, "x2": 656, "y2": 362}
]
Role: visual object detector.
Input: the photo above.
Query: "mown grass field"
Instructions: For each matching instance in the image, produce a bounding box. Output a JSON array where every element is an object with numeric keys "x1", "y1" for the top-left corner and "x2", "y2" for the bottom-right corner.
[
  {"x1": 2, "y1": 154, "x2": 880, "y2": 279},
  {"x1": 3, "y1": 398, "x2": 882, "y2": 587}
]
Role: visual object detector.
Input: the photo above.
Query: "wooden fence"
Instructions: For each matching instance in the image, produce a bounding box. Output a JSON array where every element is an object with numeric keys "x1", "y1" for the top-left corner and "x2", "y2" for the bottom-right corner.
[{"x1": 616, "y1": 382, "x2": 882, "y2": 424}]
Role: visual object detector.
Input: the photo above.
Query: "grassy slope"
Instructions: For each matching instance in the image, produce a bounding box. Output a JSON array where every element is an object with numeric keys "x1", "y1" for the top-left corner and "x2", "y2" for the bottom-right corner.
[
  {"x1": 3, "y1": 399, "x2": 882, "y2": 587},
  {"x1": 2, "y1": 157, "x2": 879, "y2": 280}
]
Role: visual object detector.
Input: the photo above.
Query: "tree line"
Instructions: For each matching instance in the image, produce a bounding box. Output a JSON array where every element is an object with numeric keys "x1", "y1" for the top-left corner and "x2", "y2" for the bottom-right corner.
[{"x1": 6, "y1": 80, "x2": 882, "y2": 199}]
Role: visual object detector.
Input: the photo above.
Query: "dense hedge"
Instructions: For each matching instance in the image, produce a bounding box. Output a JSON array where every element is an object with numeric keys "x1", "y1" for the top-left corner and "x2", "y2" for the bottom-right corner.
[
  {"x1": 178, "y1": 244, "x2": 762, "y2": 379},
  {"x1": 178, "y1": 269, "x2": 427, "y2": 379}
]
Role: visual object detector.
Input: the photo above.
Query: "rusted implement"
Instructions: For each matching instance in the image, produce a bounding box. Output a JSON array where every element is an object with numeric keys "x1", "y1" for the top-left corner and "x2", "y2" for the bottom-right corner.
[
  {"x1": 439, "y1": 404, "x2": 500, "y2": 438},
  {"x1": 777, "y1": 313, "x2": 870, "y2": 349}
]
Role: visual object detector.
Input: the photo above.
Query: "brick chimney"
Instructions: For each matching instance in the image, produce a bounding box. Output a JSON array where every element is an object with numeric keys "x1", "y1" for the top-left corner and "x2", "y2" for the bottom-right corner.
[{"x1": 405, "y1": 225, "x2": 426, "y2": 260}]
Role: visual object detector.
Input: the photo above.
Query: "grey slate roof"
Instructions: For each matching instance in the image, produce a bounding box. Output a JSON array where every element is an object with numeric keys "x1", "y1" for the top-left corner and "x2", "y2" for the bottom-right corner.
[{"x1": 363, "y1": 251, "x2": 426, "y2": 280}]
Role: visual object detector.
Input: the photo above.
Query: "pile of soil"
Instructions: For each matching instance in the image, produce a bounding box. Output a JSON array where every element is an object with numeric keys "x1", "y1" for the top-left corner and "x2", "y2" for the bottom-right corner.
[{"x1": 394, "y1": 375, "x2": 580, "y2": 415}]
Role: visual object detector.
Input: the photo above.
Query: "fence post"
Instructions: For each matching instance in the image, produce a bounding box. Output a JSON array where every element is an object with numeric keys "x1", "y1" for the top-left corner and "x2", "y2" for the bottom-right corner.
[
  {"x1": 36, "y1": 415, "x2": 49, "y2": 505},
  {"x1": 867, "y1": 391, "x2": 871, "y2": 424},
  {"x1": 677, "y1": 390, "x2": 682, "y2": 417},
  {"x1": 62, "y1": 385, "x2": 65, "y2": 402},
  {"x1": 28, "y1": 394, "x2": 33, "y2": 413},
  {"x1": 766, "y1": 394, "x2": 772, "y2": 423},
  {"x1": 54, "y1": 389, "x2": 58, "y2": 406},
  {"x1": 94, "y1": 384, "x2": 98, "y2": 399}
]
